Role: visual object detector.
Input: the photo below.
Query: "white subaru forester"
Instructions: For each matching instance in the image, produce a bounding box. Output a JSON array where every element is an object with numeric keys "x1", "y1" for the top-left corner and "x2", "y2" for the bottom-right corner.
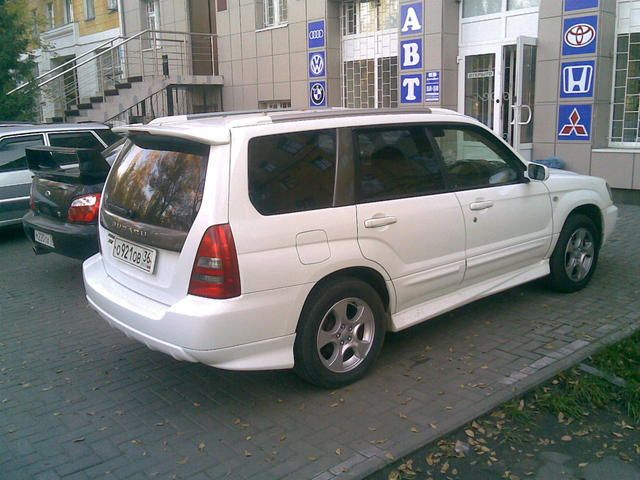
[{"x1": 83, "y1": 108, "x2": 617, "y2": 387}]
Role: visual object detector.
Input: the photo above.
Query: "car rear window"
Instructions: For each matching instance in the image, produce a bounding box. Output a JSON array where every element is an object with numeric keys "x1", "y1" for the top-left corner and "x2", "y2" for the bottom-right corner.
[
  {"x1": 96, "y1": 129, "x2": 122, "y2": 146},
  {"x1": 103, "y1": 136, "x2": 209, "y2": 233},
  {"x1": 248, "y1": 129, "x2": 337, "y2": 215}
]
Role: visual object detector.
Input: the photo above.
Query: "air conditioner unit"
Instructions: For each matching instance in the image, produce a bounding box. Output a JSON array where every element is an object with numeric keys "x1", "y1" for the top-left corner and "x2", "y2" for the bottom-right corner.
[{"x1": 107, "y1": 0, "x2": 118, "y2": 11}]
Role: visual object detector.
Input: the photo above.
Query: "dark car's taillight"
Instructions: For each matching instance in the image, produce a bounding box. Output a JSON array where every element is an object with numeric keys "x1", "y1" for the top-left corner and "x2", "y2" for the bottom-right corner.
[
  {"x1": 67, "y1": 193, "x2": 101, "y2": 223},
  {"x1": 188, "y1": 224, "x2": 241, "y2": 299}
]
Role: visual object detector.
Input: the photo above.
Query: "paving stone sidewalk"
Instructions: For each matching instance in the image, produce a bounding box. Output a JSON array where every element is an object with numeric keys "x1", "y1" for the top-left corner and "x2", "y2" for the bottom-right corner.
[{"x1": 1, "y1": 205, "x2": 639, "y2": 480}]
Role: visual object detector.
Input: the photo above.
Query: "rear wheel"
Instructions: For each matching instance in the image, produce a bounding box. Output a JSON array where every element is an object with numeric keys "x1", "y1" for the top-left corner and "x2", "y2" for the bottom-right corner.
[
  {"x1": 548, "y1": 214, "x2": 599, "y2": 293},
  {"x1": 294, "y1": 278, "x2": 386, "y2": 388}
]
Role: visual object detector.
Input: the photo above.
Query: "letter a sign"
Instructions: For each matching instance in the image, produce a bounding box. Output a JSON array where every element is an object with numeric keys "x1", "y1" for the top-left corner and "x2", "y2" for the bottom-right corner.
[{"x1": 400, "y1": 3, "x2": 423, "y2": 35}]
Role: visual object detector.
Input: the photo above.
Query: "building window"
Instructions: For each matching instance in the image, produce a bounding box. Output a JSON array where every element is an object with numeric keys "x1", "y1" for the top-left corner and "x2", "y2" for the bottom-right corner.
[
  {"x1": 342, "y1": 0, "x2": 398, "y2": 35},
  {"x1": 85, "y1": 0, "x2": 96, "y2": 20},
  {"x1": 107, "y1": 0, "x2": 119, "y2": 11},
  {"x1": 507, "y1": 0, "x2": 539, "y2": 10},
  {"x1": 264, "y1": 0, "x2": 287, "y2": 27},
  {"x1": 64, "y1": 0, "x2": 74, "y2": 24},
  {"x1": 217, "y1": 0, "x2": 227, "y2": 11},
  {"x1": 46, "y1": 3, "x2": 55, "y2": 29},
  {"x1": 259, "y1": 100, "x2": 291, "y2": 110},
  {"x1": 611, "y1": 33, "x2": 640, "y2": 145},
  {"x1": 463, "y1": 0, "x2": 501, "y2": 18}
]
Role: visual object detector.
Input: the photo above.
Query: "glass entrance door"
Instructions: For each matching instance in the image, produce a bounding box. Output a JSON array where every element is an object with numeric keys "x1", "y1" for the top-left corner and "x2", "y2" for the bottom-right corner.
[
  {"x1": 464, "y1": 54, "x2": 496, "y2": 129},
  {"x1": 461, "y1": 37, "x2": 537, "y2": 159}
]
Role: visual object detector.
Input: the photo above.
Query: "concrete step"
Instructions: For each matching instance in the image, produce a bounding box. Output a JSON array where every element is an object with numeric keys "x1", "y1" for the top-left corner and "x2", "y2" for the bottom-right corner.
[
  {"x1": 77, "y1": 103, "x2": 93, "y2": 110},
  {"x1": 116, "y1": 82, "x2": 132, "y2": 90},
  {"x1": 127, "y1": 76, "x2": 143, "y2": 83},
  {"x1": 89, "y1": 96, "x2": 104, "y2": 103},
  {"x1": 104, "y1": 89, "x2": 118, "y2": 96},
  {"x1": 64, "y1": 109, "x2": 80, "y2": 117}
]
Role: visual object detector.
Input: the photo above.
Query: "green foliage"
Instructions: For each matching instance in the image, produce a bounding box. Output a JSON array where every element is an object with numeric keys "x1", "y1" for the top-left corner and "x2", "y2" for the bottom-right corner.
[{"x1": 0, "y1": 0, "x2": 40, "y2": 121}]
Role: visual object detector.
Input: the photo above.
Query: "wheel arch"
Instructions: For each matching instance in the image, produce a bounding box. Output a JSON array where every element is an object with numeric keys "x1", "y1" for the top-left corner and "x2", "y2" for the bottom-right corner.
[
  {"x1": 296, "y1": 266, "x2": 393, "y2": 333},
  {"x1": 567, "y1": 203, "x2": 603, "y2": 246}
]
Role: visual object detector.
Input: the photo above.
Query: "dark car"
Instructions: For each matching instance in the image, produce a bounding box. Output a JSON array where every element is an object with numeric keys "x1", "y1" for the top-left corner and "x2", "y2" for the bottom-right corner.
[
  {"x1": 0, "y1": 122, "x2": 120, "y2": 227},
  {"x1": 22, "y1": 140, "x2": 125, "y2": 260}
]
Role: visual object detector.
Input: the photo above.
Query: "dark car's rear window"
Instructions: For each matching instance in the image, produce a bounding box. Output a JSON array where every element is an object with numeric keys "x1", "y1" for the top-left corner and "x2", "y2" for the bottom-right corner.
[{"x1": 103, "y1": 136, "x2": 209, "y2": 233}]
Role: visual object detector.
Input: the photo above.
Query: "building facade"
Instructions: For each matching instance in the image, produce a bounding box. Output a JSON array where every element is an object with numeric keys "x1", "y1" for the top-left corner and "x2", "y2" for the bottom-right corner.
[
  {"x1": 211, "y1": 0, "x2": 639, "y2": 197},
  {"x1": 29, "y1": 0, "x2": 122, "y2": 119}
]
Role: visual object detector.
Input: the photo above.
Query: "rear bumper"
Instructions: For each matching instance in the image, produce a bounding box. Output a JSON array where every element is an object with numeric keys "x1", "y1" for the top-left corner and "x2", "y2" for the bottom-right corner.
[
  {"x1": 22, "y1": 211, "x2": 99, "y2": 260},
  {"x1": 83, "y1": 254, "x2": 304, "y2": 371}
]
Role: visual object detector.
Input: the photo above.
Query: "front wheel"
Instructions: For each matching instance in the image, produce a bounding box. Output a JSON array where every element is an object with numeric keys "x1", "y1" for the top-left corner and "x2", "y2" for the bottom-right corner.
[
  {"x1": 294, "y1": 278, "x2": 386, "y2": 388},
  {"x1": 548, "y1": 214, "x2": 600, "y2": 293}
]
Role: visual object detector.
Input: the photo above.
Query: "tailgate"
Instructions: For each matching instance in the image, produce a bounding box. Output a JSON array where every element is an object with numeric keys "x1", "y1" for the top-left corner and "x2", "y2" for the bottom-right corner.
[{"x1": 99, "y1": 134, "x2": 220, "y2": 306}]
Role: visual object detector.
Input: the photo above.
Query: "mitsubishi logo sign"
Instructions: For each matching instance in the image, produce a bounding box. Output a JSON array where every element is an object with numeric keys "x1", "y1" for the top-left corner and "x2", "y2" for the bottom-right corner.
[
  {"x1": 558, "y1": 105, "x2": 592, "y2": 141},
  {"x1": 561, "y1": 61, "x2": 595, "y2": 98}
]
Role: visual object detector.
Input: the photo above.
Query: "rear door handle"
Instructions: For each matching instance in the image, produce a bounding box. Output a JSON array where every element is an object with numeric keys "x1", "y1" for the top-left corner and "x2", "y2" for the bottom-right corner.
[
  {"x1": 364, "y1": 216, "x2": 398, "y2": 228},
  {"x1": 469, "y1": 201, "x2": 494, "y2": 211}
]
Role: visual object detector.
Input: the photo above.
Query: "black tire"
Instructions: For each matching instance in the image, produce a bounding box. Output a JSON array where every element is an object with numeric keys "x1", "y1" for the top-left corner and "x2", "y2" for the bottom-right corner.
[
  {"x1": 548, "y1": 214, "x2": 600, "y2": 293},
  {"x1": 294, "y1": 277, "x2": 386, "y2": 388}
]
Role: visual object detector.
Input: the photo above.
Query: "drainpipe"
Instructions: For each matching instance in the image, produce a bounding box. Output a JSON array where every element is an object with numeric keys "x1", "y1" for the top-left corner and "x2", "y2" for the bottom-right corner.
[{"x1": 117, "y1": 0, "x2": 126, "y2": 36}]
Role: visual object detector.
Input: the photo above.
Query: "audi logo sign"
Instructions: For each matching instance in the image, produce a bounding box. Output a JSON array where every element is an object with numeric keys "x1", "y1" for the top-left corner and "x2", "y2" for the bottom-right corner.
[
  {"x1": 307, "y1": 19, "x2": 325, "y2": 49},
  {"x1": 564, "y1": 24, "x2": 596, "y2": 48}
]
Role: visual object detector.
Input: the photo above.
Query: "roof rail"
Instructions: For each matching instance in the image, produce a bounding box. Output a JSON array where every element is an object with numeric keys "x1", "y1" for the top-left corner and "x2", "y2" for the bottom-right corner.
[{"x1": 269, "y1": 107, "x2": 433, "y2": 123}]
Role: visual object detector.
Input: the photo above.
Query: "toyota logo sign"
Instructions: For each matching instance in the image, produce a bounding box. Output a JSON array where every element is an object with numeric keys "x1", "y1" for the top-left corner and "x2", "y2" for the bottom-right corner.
[{"x1": 564, "y1": 23, "x2": 596, "y2": 48}]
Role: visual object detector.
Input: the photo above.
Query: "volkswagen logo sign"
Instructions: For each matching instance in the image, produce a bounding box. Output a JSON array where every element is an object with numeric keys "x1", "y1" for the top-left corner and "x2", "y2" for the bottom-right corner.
[
  {"x1": 308, "y1": 29, "x2": 324, "y2": 40},
  {"x1": 564, "y1": 23, "x2": 596, "y2": 48}
]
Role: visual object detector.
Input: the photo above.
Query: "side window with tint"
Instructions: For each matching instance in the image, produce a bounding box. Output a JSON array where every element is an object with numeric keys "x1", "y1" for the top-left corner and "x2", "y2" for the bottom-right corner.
[
  {"x1": 248, "y1": 129, "x2": 337, "y2": 215},
  {"x1": 430, "y1": 127, "x2": 522, "y2": 189},
  {"x1": 355, "y1": 126, "x2": 445, "y2": 202},
  {"x1": 0, "y1": 135, "x2": 45, "y2": 173},
  {"x1": 49, "y1": 132, "x2": 104, "y2": 150}
]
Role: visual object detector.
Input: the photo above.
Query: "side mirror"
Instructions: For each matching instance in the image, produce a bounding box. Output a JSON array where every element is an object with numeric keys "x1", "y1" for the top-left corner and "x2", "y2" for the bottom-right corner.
[{"x1": 527, "y1": 163, "x2": 550, "y2": 182}]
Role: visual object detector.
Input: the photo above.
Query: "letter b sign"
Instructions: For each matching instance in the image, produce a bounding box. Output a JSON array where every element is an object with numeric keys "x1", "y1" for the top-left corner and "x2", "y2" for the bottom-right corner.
[{"x1": 400, "y1": 38, "x2": 423, "y2": 70}]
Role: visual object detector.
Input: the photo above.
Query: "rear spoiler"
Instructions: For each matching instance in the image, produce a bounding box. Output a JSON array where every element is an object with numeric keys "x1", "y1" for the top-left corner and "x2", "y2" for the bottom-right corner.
[{"x1": 26, "y1": 146, "x2": 110, "y2": 182}]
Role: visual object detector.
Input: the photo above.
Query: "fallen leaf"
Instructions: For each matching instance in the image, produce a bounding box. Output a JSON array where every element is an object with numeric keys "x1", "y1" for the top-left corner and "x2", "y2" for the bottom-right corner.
[
  {"x1": 399, "y1": 412, "x2": 408, "y2": 419},
  {"x1": 178, "y1": 457, "x2": 189, "y2": 464},
  {"x1": 612, "y1": 432, "x2": 624, "y2": 438},
  {"x1": 193, "y1": 402, "x2": 200, "y2": 408},
  {"x1": 279, "y1": 434, "x2": 286, "y2": 442},
  {"x1": 73, "y1": 437, "x2": 85, "y2": 443},
  {"x1": 246, "y1": 435, "x2": 252, "y2": 441},
  {"x1": 335, "y1": 448, "x2": 342, "y2": 456},
  {"x1": 465, "y1": 429, "x2": 475, "y2": 438},
  {"x1": 368, "y1": 426, "x2": 377, "y2": 431},
  {"x1": 579, "y1": 463, "x2": 588, "y2": 468},
  {"x1": 385, "y1": 452, "x2": 395, "y2": 461},
  {"x1": 198, "y1": 442, "x2": 205, "y2": 452},
  {"x1": 410, "y1": 426, "x2": 419, "y2": 433},
  {"x1": 388, "y1": 470, "x2": 400, "y2": 480},
  {"x1": 244, "y1": 450, "x2": 252, "y2": 457},
  {"x1": 561, "y1": 435, "x2": 572, "y2": 442},
  {"x1": 308, "y1": 456, "x2": 318, "y2": 461}
]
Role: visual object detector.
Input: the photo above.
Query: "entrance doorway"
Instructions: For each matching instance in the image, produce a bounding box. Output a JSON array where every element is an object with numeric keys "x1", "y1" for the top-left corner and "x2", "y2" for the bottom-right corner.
[{"x1": 460, "y1": 37, "x2": 537, "y2": 160}]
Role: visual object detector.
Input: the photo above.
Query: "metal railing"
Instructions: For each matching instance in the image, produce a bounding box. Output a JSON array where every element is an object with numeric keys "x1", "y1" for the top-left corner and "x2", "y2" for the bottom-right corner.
[{"x1": 12, "y1": 30, "x2": 218, "y2": 121}]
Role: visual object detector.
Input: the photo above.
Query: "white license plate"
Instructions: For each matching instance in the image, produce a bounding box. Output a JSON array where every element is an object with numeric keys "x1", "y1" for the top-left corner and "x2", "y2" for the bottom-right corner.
[
  {"x1": 112, "y1": 236, "x2": 157, "y2": 274},
  {"x1": 34, "y1": 230, "x2": 54, "y2": 248}
]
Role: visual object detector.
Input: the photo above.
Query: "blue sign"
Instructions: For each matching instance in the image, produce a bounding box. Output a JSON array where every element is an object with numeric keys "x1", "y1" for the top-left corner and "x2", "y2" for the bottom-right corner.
[
  {"x1": 400, "y1": 74, "x2": 422, "y2": 104},
  {"x1": 308, "y1": 51, "x2": 326, "y2": 78},
  {"x1": 309, "y1": 81, "x2": 327, "y2": 107},
  {"x1": 400, "y1": 2, "x2": 423, "y2": 35},
  {"x1": 560, "y1": 60, "x2": 595, "y2": 98},
  {"x1": 558, "y1": 104, "x2": 592, "y2": 141},
  {"x1": 563, "y1": 16, "x2": 598, "y2": 56},
  {"x1": 565, "y1": 0, "x2": 598, "y2": 11},
  {"x1": 425, "y1": 71, "x2": 440, "y2": 103},
  {"x1": 308, "y1": 20, "x2": 325, "y2": 49},
  {"x1": 400, "y1": 38, "x2": 423, "y2": 71}
]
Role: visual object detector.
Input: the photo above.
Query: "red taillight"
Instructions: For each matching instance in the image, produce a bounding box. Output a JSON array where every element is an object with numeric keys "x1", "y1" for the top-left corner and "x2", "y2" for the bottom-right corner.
[
  {"x1": 188, "y1": 224, "x2": 241, "y2": 299},
  {"x1": 67, "y1": 193, "x2": 101, "y2": 223}
]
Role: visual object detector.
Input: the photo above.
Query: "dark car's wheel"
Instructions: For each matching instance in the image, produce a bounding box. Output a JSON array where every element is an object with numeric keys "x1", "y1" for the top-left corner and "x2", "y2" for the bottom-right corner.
[
  {"x1": 548, "y1": 214, "x2": 600, "y2": 293},
  {"x1": 294, "y1": 278, "x2": 386, "y2": 388}
]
